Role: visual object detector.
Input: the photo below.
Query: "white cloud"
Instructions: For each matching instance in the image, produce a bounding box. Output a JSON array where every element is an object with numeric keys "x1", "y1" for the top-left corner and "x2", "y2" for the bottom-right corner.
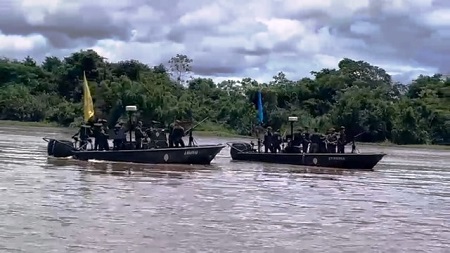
[
  {"x1": 382, "y1": 0, "x2": 433, "y2": 15},
  {"x1": 257, "y1": 18, "x2": 307, "y2": 41},
  {"x1": 0, "y1": 33, "x2": 47, "y2": 51},
  {"x1": 0, "y1": 0, "x2": 448, "y2": 84},
  {"x1": 350, "y1": 21, "x2": 380, "y2": 35},
  {"x1": 179, "y1": 4, "x2": 227, "y2": 26},
  {"x1": 314, "y1": 54, "x2": 341, "y2": 69},
  {"x1": 90, "y1": 39, "x2": 186, "y2": 64},
  {"x1": 281, "y1": 0, "x2": 333, "y2": 13},
  {"x1": 17, "y1": 0, "x2": 79, "y2": 24},
  {"x1": 421, "y1": 9, "x2": 450, "y2": 26}
]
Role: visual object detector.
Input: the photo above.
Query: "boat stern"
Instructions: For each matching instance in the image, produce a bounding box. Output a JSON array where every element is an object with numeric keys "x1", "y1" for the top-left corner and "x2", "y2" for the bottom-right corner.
[
  {"x1": 228, "y1": 142, "x2": 254, "y2": 159},
  {"x1": 43, "y1": 138, "x2": 76, "y2": 158}
]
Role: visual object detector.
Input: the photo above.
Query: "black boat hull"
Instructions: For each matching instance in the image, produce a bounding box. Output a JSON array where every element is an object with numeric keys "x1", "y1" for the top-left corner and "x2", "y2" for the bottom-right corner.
[
  {"x1": 44, "y1": 138, "x2": 224, "y2": 165},
  {"x1": 229, "y1": 142, "x2": 386, "y2": 170},
  {"x1": 72, "y1": 145, "x2": 225, "y2": 165}
]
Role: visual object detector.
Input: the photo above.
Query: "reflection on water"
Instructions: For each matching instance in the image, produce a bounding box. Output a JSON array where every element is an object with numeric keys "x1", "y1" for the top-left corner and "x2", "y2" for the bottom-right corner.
[
  {"x1": 0, "y1": 125, "x2": 449, "y2": 252},
  {"x1": 44, "y1": 157, "x2": 222, "y2": 179}
]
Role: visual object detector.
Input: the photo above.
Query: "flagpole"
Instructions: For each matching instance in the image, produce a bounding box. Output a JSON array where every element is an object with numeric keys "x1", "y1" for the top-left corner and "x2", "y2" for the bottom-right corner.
[{"x1": 257, "y1": 85, "x2": 263, "y2": 152}]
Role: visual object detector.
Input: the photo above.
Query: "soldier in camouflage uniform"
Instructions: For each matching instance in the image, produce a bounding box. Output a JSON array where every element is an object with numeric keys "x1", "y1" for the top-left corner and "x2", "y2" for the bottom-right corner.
[
  {"x1": 326, "y1": 128, "x2": 337, "y2": 153},
  {"x1": 337, "y1": 126, "x2": 347, "y2": 153}
]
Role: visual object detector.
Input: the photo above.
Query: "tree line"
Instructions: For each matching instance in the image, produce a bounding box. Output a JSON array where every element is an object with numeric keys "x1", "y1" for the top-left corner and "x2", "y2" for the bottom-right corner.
[{"x1": 0, "y1": 49, "x2": 448, "y2": 145}]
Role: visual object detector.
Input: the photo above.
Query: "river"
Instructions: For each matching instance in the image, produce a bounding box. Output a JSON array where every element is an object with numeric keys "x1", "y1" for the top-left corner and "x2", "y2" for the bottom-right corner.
[{"x1": 0, "y1": 125, "x2": 449, "y2": 252}]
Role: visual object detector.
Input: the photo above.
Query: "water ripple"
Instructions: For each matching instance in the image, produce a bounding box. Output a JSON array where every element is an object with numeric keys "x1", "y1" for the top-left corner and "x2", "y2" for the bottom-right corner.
[{"x1": 0, "y1": 126, "x2": 449, "y2": 252}]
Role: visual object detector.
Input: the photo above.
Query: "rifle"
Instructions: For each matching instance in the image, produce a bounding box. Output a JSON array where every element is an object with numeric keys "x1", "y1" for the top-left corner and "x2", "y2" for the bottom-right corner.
[
  {"x1": 344, "y1": 131, "x2": 365, "y2": 145},
  {"x1": 348, "y1": 131, "x2": 365, "y2": 153},
  {"x1": 184, "y1": 117, "x2": 209, "y2": 135},
  {"x1": 354, "y1": 131, "x2": 365, "y2": 139}
]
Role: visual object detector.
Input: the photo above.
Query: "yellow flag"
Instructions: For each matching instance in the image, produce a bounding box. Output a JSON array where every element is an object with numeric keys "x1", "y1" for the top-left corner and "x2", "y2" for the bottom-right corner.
[{"x1": 82, "y1": 71, "x2": 95, "y2": 122}]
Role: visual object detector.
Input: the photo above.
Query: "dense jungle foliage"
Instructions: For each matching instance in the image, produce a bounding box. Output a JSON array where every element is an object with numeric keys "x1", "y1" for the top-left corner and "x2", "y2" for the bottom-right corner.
[{"x1": 0, "y1": 49, "x2": 448, "y2": 145}]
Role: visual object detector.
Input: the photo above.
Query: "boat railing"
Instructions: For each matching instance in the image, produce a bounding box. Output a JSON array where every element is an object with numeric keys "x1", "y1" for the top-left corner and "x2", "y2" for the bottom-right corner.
[{"x1": 226, "y1": 140, "x2": 366, "y2": 155}]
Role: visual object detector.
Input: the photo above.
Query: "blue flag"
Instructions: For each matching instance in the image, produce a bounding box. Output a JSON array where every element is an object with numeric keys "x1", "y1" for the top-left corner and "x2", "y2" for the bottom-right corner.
[{"x1": 257, "y1": 90, "x2": 263, "y2": 124}]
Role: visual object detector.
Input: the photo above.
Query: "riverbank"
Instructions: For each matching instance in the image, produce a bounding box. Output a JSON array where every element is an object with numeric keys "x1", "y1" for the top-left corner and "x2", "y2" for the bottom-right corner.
[
  {"x1": 0, "y1": 120, "x2": 247, "y2": 138},
  {"x1": 358, "y1": 141, "x2": 450, "y2": 150},
  {"x1": 0, "y1": 120, "x2": 59, "y2": 128}
]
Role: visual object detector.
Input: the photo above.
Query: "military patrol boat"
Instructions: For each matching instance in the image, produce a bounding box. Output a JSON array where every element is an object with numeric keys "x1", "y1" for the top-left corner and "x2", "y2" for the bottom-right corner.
[
  {"x1": 44, "y1": 106, "x2": 225, "y2": 165},
  {"x1": 227, "y1": 116, "x2": 386, "y2": 170}
]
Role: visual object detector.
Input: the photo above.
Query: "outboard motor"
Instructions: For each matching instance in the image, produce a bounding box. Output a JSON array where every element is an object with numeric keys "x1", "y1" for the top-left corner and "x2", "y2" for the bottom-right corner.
[
  {"x1": 46, "y1": 139, "x2": 75, "y2": 157},
  {"x1": 47, "y1": 139, "x2": 56, "y2": 156},
  {"x1": 229, "y1": 142, "x2": 253, "y2": 158}
]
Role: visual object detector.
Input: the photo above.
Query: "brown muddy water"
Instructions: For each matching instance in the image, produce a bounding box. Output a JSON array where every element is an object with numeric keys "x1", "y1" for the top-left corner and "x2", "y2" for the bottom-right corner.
[{"x1": 0, "y1": 125, "x2": 449, "y2": 253}]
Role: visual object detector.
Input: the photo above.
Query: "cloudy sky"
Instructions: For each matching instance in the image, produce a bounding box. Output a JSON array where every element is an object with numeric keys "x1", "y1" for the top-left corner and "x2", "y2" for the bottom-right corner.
[{"x1": 0, "y1": 0, "x2": 449, "y2": 83}]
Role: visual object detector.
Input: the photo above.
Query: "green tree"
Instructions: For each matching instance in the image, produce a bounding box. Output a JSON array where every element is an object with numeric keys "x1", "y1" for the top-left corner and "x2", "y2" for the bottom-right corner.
[
  {"x1": 0, "y1": 50, "x2": 447, "y2": 145},
  {"x1": 168, "y1": 54, "x2": 193, "y2": 86}
]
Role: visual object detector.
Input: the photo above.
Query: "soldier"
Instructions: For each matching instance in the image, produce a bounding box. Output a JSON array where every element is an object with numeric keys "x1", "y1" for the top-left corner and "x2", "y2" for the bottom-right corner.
[
  {"x1": 302, "y1": 127, "x2": 311, "y2": 153},
  {"x1": 145, "y1": 126, "x2": 156, "y2": 148},
  {"x1": 100, "y1": 119, "x2": 110, "y2": 151},
  {"x1": 326, "y1": 128, "x2": 337, "y2": 153},
  {"x1": 112, "y1": 123, "x2": 126, "y2": 150},
  {"x1": 272, "y1": 129, "x2": 282, "y2": 153},
  {"x1": 75, "y1": 124, "x2": 92, "y2": 150},
  {"x1": 309, "y1": 128, "x2": 321, "y2": 153},
  {"x1": 318, "y1": 132, "x2": 327, "y2": 153},
  {"x1": 172, "y1": 120, "x2": 185, "y2": 147},
  {"x1": 288, "y1": 128, "x2": 303, "y2": 153},
  {"x1": 253, "y1": 124, "x2": 265, "y2": 152},
  {"x1": 263, "y1": 126, "x2": 273, "y2": 153},
  {"x1": 337, "y1": 126, "x2": 347, "y2": 153},
  {"x1": 168, "y1": 122, "x2": 174, "y2": 148},
  {"x1": 134, "y1": 121, "x2": 145, "y2": 149},
  {"x1": 156, "y1": 128, "x2": 169, "y2": 148},
  {"x1": 119, "y1": 122, "x2": 127, "y2": 146},
  {"x1": 92, "y1": 122, "x2": 103, "y2": 150}
]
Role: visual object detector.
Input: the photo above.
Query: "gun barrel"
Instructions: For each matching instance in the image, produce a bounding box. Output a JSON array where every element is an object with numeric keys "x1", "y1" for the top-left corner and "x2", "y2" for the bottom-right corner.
[{"x1": 184, "y1": 117, "x2": 209, "y2": 134}]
